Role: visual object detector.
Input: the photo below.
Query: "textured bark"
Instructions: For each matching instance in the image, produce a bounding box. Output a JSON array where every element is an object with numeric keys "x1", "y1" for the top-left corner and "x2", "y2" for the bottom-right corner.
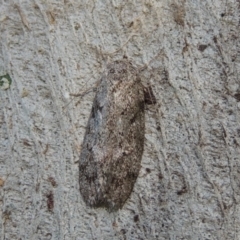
[{"x1": 0, "y1": 0, "x2": 240, "y2": 239}]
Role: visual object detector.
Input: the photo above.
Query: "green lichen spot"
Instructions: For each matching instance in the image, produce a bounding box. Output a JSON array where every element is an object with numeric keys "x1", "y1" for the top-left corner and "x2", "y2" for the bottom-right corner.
[{"x1": 0, "y1": 74, "x2": 12, "y2": 90}]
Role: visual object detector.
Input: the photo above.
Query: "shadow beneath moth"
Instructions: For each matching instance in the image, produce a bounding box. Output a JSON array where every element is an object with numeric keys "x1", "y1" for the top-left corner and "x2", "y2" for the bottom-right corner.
[{"x1": 79, "y1": 60, "x2": 156, "y2": 211}]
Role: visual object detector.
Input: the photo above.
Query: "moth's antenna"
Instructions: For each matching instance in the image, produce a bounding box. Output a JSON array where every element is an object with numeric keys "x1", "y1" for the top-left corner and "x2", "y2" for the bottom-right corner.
[{"x1": 63, "y1": 80, "x2": 100, "y2": 111}]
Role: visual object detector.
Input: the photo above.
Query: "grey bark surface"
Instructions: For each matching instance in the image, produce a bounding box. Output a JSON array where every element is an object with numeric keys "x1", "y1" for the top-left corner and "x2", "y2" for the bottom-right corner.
[{"x1": 0, "y1": 0, "x2": 240, "y2": 239}]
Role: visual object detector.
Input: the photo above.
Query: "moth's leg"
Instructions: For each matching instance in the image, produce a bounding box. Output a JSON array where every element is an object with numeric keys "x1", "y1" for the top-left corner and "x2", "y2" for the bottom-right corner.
[
  {"x1": 144, "y1": 85, "x2": 157, "y2": 105},
  {"x1": 69, "y1": 79, "x2": 101, "y2": 106},
  {"x1": 138, "y1": 50, "x2": 165, "y2": 72}
]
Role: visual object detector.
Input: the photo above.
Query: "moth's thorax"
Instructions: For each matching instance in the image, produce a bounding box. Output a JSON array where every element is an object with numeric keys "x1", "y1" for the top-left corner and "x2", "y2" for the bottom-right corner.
[{"x1": 106, "y1": 60, "x2": 137, "y2": 82}]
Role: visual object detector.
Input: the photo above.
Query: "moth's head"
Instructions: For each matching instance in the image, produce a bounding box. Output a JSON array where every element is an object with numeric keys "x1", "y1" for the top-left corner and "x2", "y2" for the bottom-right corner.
[{"x1": 106, "y1": 60, "x2": 135, "y2": 81}]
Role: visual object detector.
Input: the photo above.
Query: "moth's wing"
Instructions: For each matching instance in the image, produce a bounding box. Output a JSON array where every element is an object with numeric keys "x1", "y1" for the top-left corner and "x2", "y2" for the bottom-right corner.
[{"x1": 79, "y1": 78, "x2": 111, "y2": 206}]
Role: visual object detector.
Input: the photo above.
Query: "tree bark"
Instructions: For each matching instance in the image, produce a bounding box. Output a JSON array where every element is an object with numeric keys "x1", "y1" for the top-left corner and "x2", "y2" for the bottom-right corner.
[{"x1": 0, "y1": 0, "x2": 240, "y2": 239}]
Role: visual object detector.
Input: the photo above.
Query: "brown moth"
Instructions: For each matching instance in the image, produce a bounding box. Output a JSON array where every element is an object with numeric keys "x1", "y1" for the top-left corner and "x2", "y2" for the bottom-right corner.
[{"x1": 79, "y1": 60, "x2": 150, "y2": 211}]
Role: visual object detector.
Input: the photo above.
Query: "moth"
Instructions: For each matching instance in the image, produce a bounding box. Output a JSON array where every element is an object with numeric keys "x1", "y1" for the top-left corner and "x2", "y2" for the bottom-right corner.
[{"x1": 79, "y1": 59, "x2": 155, "y2": 211}]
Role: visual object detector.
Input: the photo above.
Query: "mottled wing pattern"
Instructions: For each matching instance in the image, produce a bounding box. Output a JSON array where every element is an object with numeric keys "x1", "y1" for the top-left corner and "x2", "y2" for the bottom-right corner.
[{"x1": 79, "y1": 60, "x2": 145, "y2": 211}]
